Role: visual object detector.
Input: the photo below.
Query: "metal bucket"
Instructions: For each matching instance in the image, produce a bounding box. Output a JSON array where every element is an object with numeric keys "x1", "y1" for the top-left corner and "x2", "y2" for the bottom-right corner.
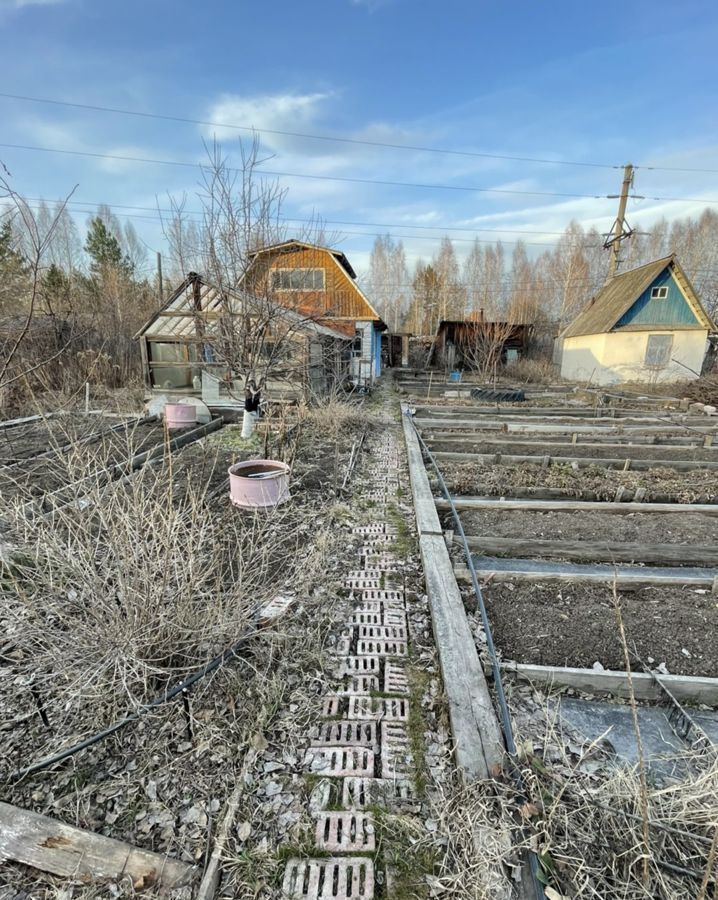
[
  {"x1": 164, "y1": 403, "x2": 198, "y2": 429},
  {"x1": 228, "y1": 459, "x2": 291, "y2": 509}
]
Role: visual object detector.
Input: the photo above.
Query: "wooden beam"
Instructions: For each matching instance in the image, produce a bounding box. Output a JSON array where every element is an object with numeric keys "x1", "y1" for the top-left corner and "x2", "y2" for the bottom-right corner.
[
  {"x1": 415, "y1": 418, "x2": 715, "y2": 435},
  {"x1": 401, "y1": 405, "x2": 504, "y2": 780},
  {"x1": 458, "y1": 535, "x2": 718, "y2": 566},
  {"x1": 455, "y1": 559, "x2": 717, "y2": 587},
  {"x1": 501, "y1": 662, "x2": 718, "y2": 705},
  {"x1": 0, "y1": 802, "x2": 194, "y2": 889},
  {"x1": 426, "y1": 435, "x2": 715, "y2": 454},
  {"x1": 433, "y1": 449, "x2": 718, "y2": 473},
  {"x1": 435, "y1": 496, "x2": 718, "y2": 515}
]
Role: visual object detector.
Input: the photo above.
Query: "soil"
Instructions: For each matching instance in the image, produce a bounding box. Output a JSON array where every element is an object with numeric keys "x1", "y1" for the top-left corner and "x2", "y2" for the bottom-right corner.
[
  {"x1": 442, "y1": 460, "x2": 718, "y2": 504},
  {"x1": 453, "y1": 508, "x2": 718, "y2": 545},
  {"x1": 428, "y1": 439, "x2": 718, "y2": 463},
  {"x1": 481, "y1": 581, "x2": 718, "y2": 677}
]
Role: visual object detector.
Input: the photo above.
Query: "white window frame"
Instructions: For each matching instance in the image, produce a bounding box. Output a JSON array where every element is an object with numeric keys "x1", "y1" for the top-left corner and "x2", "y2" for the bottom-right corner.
[
  {"x1": 271, "y1": 268, "x2": 325, "y2": 292},
  {"x1": 650, "y1": 286, "x2": 669, "y2": 300}
]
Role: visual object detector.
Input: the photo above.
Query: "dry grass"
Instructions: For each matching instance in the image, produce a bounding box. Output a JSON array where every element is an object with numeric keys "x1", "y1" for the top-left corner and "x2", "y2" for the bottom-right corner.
[{"x1": 0, "y1": 427, "x2": 341, "y2": 766}]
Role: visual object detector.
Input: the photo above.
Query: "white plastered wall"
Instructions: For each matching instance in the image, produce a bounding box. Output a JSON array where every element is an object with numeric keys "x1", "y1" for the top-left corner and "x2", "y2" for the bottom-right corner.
[{"x1": 560, "y1": 329, "x2": 708, "y2": 384}]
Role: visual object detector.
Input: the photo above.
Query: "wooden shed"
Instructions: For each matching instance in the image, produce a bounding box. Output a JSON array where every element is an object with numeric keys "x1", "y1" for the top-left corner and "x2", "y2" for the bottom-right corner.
[{"x1": 135, "y1": 273, "x2": 352, "y2": 409}]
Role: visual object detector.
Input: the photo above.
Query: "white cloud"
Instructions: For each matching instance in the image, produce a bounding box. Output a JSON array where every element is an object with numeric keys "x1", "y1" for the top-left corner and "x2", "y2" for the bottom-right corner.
[
  {"x1": 0, "y1": 0, "x2": 65, "y2": 8},
  {"x1": 203, "y1": 91, "x2": 333, "y2": 154}
]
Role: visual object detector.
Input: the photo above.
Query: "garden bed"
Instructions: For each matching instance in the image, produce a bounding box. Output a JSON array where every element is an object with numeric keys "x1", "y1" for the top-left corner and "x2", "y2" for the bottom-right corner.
[{"x1": 480, "y1": 581, "x2": 718, "y2": 677}]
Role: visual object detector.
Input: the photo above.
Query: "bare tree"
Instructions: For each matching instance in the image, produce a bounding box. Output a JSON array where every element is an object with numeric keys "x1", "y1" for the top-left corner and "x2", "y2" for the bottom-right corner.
[
  {"x1": 0, "y1": 169, "x2": 79, "y2": 410},
  {"x1": 160, "y1": 139, "x2": 348, "y2": 434}
]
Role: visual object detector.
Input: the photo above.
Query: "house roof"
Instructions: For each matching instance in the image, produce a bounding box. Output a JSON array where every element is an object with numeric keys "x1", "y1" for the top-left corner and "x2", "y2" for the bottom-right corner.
[
  {"x1": 245, "y1": 238, "x2": 386, "y2": 325},
  {"x1": 135, "y1": 273, "x2": 352, "y2": 342},
  {"x1": 248, "y1": 239, "x2": 357, "y2": 279},
  {"x1": 561, "y1": 255, "x2": 714, "y2": 339}
]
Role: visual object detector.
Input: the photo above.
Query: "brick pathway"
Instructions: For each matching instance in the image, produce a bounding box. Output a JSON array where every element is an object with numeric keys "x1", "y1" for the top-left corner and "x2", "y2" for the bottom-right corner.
[{"x1": 281, "y1": 425, "x2": 424, "y2": 899}]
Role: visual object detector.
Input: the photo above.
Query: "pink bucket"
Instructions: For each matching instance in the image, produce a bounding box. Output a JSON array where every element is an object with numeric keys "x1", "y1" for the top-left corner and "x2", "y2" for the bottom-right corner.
[
  {"x1": 164, "y1": 403, "x2": 197, "y2": 429},
  {"x1": 228, "y1": 459, "x2": 291, "y2": 509}
]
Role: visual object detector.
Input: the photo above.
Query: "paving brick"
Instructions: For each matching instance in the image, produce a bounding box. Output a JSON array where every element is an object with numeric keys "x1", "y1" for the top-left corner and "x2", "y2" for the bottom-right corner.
[
  {"x1": 341, "y1": 656, "x2": 381, "y2": 674},
  {"x1": 382, "y1": 609, "x2": 407, "y2": 627},
  {"x1": 282, "y1": 857, "x2": 374, "y2": 899},
  {"x1": 356, "y1": 639, "x2": 408, "y2": 656},
  {"x1": 384, "y1": 662, "x2": 410, "y2": 695},
  {"x1": 310, "y1": 720, "x2": 378, "y2": 748},
  {"x1": 358, "y1": 625, "x2": 408, "y2": 642},
  {"x1": 339, "y1": 674, "x2": 380, "y2": 694},
  {"x1": 380, "y1": 721, "x2": 413, "y2": 777},
  {"x1": 321, "y1": 695, "x2": 344, "y2": 717},
  {"x1": 257, "y1": 594, "x2": 295, "y2": 625},
  {"x1": 343, "y1": 578, "x2": 381, "y2": 590},
  {"x1": 353, "y1": 600, "x2": 404, "y2": 615},
  {"x1": 347, "y1": 696, "x2": 409, "y2": 721},
  {"x1": 360, "y1": 589, "x2": 404, "y2": 603},
  {"x1": 352, "y1": 524, "x2": 397, "y2": 535},
  {"x1": 342, "y1": 776, "x2": 417, "y2": 810},
  {"x1": 304, "y1": 747, "x2": 376, "y2": 777},
  {"x1": 316, "y1": 811, "x2": 376, "y2": 852},
  {"x1": 351, "y1": 611, "x2": 382, "y2": 625}
]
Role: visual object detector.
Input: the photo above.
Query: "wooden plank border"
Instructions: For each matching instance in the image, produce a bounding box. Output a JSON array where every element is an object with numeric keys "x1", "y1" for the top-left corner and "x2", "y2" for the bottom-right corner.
[
  {"x1": 401, "y1": 403, "x2": 504, "y2": 779},
  {"x1": 436, "y1": 497, "x2": 718, "y2": 515},
  {"x1": 433, "y1": 449, "x2": 718, "y2": 473},
  {"x1": 500, "y1": 662, "x2": 718, "y2": 705}
]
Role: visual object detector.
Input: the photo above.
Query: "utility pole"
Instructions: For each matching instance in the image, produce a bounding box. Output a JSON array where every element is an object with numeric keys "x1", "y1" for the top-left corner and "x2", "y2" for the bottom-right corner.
[
  {"x1": 156, "y1": 251, "x2": 164, "y2": 303},
  {"x1": 605, "y1": 164, "x2": 634, "y2": 280}
]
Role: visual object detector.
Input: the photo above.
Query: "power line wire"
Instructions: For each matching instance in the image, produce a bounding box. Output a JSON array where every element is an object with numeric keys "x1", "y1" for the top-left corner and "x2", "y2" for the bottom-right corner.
[
  {"x1": 0, "y1": 142, "x2": 613, "y2": 199},
  {"x1": 21, "y1": 195, "x2": 589, "y2": 237},
  {"x1": 3, "y1": 91, "x2": 718, "y2": 176},
  {"x1": 2, "y1": 142, "x2": 716, "y2": 205},
  {"x1": 0, "y1": 91, "x2": 620, "y2": 170}
]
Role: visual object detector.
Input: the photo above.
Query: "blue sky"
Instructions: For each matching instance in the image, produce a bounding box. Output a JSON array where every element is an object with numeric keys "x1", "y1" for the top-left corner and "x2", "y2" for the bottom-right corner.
[{"x1": 1, "y1": 0, "x2": 718, "y2": 278}]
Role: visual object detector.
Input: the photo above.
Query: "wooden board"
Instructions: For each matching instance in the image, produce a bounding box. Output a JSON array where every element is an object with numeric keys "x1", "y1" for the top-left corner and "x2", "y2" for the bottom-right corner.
[
  {"x1": 0, "y1": 802, "x2": 194, "y2": 888},
  {"x1": 401, "y1": 406, "x2": 504, "y2": 779},
  {"x1": 455, "y1": 558, "x2": 718, "y2": 588},
  {"x1": 425, "y1": 435, "x2": 716, "y2": 454},
  {"x1": 436, "y1": 496, "x2": 718, "y2": 515},
  {"x1": 460, "y1": 535, "x2": 718, "y2": 566},
  {"x1": 415, "y1": 418, "x2": 715, "y2": 435},
  {"x1": 501, "y1": 662, "x2": 718, "y2": 705},
  {"x1": 433, "y1": 449, "x2": 718, "y2": 473}
]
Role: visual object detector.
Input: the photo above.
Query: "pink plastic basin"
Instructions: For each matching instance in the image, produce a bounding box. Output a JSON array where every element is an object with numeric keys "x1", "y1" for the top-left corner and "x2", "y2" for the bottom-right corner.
[
  {"x1": 164, "y1": 403, "x2": 197, "y2": 429},
  {"x1": 228, "y1": 459, "x2": 291, "y2": 509}
]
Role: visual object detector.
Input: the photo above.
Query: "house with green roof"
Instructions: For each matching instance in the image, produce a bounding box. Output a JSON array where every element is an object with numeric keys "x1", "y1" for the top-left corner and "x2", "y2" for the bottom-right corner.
[{"x1": 558, "y1": 255, "x2": 715, "y2": 385}]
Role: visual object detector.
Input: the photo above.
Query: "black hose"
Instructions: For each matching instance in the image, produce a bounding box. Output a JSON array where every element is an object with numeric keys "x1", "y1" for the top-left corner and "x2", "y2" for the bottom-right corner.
[{"x1": 7, "y1": 618, "x2": 261, "y2": 783}]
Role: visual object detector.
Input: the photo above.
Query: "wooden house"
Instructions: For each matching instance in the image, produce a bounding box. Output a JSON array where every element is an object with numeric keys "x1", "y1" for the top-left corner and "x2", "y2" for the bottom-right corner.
[
  {"x1": 240, "y1": 240, "x2": 386, "y2": 388},
  {"x1": 431, "y1": 317, "x2": 532, "y2": 371},
  {"x1": 558, "y1": 255, "x2": 714, "y2": 385},
  {"x1": 135, "y1": 273, "x2": 352, "y2": 409}
]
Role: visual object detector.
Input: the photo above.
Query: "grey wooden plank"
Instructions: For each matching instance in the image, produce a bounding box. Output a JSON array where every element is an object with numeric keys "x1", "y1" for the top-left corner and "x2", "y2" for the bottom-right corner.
[
  {"x1": 401, "y1": 406, "x2": 504, "y2": 779},
  {"x1": 415, "y1": 418, "x2": 715, "y2": 435},
  {"x1": 420, "y1": 533, "x2": 505, "y2": 778},
  {"x1": 501, "y1": 663, "x2": 718, "y2": 705},
  {"x1": 459, "y1": 555, "x2": 718, "y2": 587},
  {"x1": 0, "y1": 802, "x2": 194, "y2": 888},
  {"x1": 433, "y1": 449, "x2": 718, "y2": 473},
  {"x1": 435, "y1": 497, "x2": 718, "y2": 515},
  {"x1": 460, "y1": 535, "x2": 718, "y2": 566}
]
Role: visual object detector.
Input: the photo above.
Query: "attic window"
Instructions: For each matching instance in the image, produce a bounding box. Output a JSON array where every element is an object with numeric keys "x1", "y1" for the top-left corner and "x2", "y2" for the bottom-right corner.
[
  {"x1": 272, "y1": 268, "x2": 325, "y2": 291},
  {"x1": 650, "y1": 286, "x2": 669, "y2": 300}
]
